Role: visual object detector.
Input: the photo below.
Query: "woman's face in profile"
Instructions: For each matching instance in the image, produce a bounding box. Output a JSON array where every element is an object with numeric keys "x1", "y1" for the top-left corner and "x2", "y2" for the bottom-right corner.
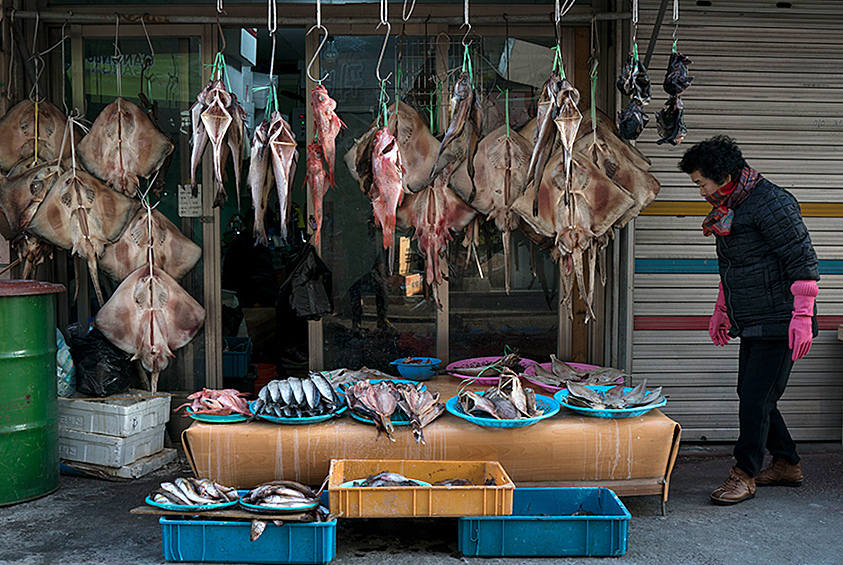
[{"x1": 691, "y1": 170, "x2": 732, "y2": 199}]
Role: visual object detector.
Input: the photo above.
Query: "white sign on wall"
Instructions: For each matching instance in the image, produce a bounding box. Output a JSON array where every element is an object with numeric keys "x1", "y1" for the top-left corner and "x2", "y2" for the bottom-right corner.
[{"x1": 178, "y1": 184, "x2": 202, "y2": 218}]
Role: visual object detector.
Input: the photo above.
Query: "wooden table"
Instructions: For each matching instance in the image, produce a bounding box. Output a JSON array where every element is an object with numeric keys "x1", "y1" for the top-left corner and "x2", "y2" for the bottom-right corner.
[{"x1": 183, "y1": 376, "x2": 681, "y2": 514}]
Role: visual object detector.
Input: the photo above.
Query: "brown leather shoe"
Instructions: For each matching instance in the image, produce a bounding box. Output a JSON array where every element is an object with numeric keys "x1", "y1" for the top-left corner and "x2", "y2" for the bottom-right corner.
[
  {"x1": 710, "y1": 467, "x2": 756, "y2": 505},
  {"x1": 756, "y1": 458, "x2": 803, "y2": 487}
]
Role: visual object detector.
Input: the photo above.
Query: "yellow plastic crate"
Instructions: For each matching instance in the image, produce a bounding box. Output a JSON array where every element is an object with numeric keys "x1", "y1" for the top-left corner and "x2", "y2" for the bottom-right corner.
[{"x1": 328, "y1": 459, "x2": 514, "y2": 518}]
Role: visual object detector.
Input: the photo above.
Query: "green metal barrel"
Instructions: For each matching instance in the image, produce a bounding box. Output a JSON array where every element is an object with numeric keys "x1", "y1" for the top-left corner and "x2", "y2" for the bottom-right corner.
[{"x1": 0, "y1": 280, "x2": 66, "y2": 506}]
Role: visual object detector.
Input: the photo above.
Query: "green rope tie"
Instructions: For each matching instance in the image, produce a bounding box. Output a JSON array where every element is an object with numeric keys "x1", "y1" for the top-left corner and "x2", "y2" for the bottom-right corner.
[
  {"x1": 205, "y1": 52, "x2": 232, "y2": 91},
  {"x1": 254, "y1": 84, "x2": 278, "y2": 117},
  {"x1": 377, "y1": 78, "x2": 390, "y2": 129},
  {"x1": 632, "y1": 42, "x2": 640, "y2": 63},
  {"x1": 462, "y1": 44, "x2": 473, "y2": 81},
  {"x1": 395, "y1": 62, "x2": 402, "y2": 102},
  {"x1": 552, "y1": 45, "x2": 566, "y2": 79},
  {"x1": 672, "y1": 39, "x2": 678, "y2": 53},
  {"x1": 590, "y1": 64, "x2": 597, "y2": 132}
]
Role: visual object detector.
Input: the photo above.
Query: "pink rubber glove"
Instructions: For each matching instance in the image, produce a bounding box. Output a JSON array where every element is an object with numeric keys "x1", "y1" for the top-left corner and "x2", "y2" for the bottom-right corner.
[
  {"x1": 789, "y1": 280, "x2": 818, "y2": 361},
  {"x1": 709, "y1": 282, "x2": 731, "y2": 346}
]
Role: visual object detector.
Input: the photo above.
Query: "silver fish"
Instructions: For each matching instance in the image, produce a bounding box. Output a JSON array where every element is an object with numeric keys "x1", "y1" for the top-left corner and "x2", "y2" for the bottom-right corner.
[
  {"x1": 267, "y1": 380, "x2": 281, "y2": 404},
  {"x1": 310, "y1": 373, "x2": 335, "y2": 402},
  {"x1": 250, "y1": 520, "x2": 267, "y2": 542},
  {"x1": 278, "y1": 379, "x2": 293, "y2": 406},
  {"x1": 302, "y1": 378, "x2": 321, "y2": 410},
  {"x1": 288, "y1": 378, "x2": 305, "y2": 406}
]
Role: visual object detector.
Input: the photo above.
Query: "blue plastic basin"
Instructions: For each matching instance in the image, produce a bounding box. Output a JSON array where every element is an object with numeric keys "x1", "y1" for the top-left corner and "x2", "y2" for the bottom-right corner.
[{"x1": 389, "y1": 357, "x2": 441, "y2": 381}]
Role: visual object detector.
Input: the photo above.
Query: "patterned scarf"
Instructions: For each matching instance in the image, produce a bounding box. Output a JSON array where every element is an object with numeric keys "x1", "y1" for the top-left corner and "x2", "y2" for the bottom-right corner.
[{"x1": 701, "y1": 167, "x2": 762, "y2": 236}]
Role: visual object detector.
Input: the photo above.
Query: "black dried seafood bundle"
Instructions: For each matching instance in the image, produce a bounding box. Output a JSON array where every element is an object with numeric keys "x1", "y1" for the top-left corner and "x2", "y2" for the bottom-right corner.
[
  {"x1": 616, "y1": 51, "x2": 652, "y2": 103},
  {"x1": 656, "y1": 96, "x2": 687, "y2": 146},
  {"x1": 617, "y1": 98, "x2": 649, "y2": 141},
  {"x1": 663, "y1": 51, "x2": 694, "y2": 96}
]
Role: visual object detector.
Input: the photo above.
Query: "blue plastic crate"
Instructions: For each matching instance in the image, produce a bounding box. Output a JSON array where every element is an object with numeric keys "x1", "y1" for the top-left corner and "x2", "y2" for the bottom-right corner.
[
  {"x1": 222, "y1": 337, "x2": 252, "y2": 378},
  {"x1": 160, "y1": 517, "x2": 336, "y2": 564},
  {"x1": 458, "y1": 487, "x2": 630, "y2": 557}
]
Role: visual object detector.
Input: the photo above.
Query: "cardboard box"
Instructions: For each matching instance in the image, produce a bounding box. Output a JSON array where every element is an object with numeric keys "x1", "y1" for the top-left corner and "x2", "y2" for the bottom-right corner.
[
  {"x1": 183, "y1": 378, "x2": 681, "y2": 504},
  {"x1": 404, "y1": 273, "x2": 423, "y2": 296},
  {"x1": 58, "y1": 389, "x2": 171, "y2": 437}
]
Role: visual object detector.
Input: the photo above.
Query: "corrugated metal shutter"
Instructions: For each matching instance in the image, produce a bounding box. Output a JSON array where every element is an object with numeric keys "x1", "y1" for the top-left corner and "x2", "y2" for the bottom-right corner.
[{"x1": 631, "y1": 0, "x2": 843, "y2": 441}]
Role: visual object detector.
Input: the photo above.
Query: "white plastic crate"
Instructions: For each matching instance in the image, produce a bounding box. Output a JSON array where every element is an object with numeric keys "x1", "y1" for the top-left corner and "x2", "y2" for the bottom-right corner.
[
  {"x1": 58, "y1": 390, "x2": 170, "y2": 437},
  {"x1": 58, "y1": 424, "x2": 166, "y2": 468}
]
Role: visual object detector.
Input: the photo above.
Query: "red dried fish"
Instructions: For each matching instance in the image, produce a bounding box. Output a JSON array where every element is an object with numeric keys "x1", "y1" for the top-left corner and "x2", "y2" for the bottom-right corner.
[
  {"x1": 311, "y1": 84, "x2": 345, "y2": 186},
  {"x1": 371, "y1": 127, "x2": 405, "y2": 251},
  {"x1": 306, "y1": 142, "x2": 330, "y2": 245}
]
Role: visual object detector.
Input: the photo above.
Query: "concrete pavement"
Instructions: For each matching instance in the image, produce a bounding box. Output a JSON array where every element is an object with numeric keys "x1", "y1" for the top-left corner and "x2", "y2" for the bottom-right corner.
[{"x1": 1, "y1": 443, "x2": 841, "y2": 565}]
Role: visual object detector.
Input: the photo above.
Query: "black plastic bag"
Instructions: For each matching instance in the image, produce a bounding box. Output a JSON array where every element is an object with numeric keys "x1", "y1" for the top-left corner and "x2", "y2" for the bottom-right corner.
[
  {"x1": 277, "y1": 244, "x2": 333, "y2": 321},
  {"x1": 69, "y1": 328, "x2": 136, "y2": 397}
]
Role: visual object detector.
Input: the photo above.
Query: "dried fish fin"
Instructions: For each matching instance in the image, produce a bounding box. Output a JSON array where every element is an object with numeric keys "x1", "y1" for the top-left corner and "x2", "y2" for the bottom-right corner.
[
  {"x1": 201, "y1": 92, "x2": 233, "y2": 206},
  {"x1": 226, "y1": 116, "x2": 245, "y2": 208}
]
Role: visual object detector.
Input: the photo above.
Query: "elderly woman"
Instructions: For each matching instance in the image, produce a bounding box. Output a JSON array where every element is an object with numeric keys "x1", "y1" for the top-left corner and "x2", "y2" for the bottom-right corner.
[{"x1": 679, "y1": 136, "x2": 819, "y2": 505}]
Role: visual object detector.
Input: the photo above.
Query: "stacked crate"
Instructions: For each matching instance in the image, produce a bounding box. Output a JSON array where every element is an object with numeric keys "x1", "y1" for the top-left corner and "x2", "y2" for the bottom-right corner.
[{"x1": 58, "y1": 389, "x2": 176, "y2": 479}]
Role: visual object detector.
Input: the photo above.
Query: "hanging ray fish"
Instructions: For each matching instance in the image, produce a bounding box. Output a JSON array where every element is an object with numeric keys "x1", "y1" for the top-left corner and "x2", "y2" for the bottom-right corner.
[
  {"x1": 396, "y1": 164, "x2": 475, "y2": 305},
  {"x1": 387, "y1": 101, "x2": 439, "y2": 193},
  {"x1": 0, "y1": 99, "x2": 72, "y2": 173},
  {"x1": 449, "y1": 125, "x2": 532, "y2": 294},
  {"x1": 267, "y1": 112, "x2": 298, "y2": 241},
  {"x1": 99, "y1": 206, "x2": 202, "y2": 283},
  {"x1": 27, "y1": 166, "x2": 140, "y2": 305},
  {"x1": 430, "y1": 72, "x2": 482, "y2": 201},
  {"x1": 656, "y1": 96, "x2": 687, "y2": 146},
  {"x1": 76, "y1": 97, "x2": 174, "y2": 197},
  {"x1": 306, "y1": 142, "x2": 330, "y2": 245},
  {"x1": 0, "y1": 159, "x2": 61, "y2": 236},
  {"x1": 95, "y1": 264, "x2": 206, "y2": 393},
  {"x1": 311, "y1": 85, "x2": 345, "y2": 187}
]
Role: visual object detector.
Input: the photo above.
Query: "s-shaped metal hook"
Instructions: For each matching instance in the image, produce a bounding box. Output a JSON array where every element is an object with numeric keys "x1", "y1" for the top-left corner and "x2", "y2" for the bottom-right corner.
[
  {"x1": 376, "y1": 21, "x2": 392, "y2": 83},
  {"x1": 306, "y1": 24, "x2": 330, "y2": 83}
]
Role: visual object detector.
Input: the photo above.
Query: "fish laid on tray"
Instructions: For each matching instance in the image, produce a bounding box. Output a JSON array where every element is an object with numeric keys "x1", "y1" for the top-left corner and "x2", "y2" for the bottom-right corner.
[
  {"x1": 174, "y1": 388, "x2": 252, "y2": 416},
  {"x1": 243, "y1": 479, "x2": 330, "y2": 540},
  {"x1": 251, "y1": 373, "x2": 342, "y2": 419},
  {"x1": 322, "y1": 366, "x2": 395, "y2": 386},
  {"x1": 528, "y1": 355, "x2": 629, "y2": 389},
  {"x1": 448, "y1": 351, "x2": 529, "y2": 379},
  {"x1": 149, "y1": 477, "x2": 239, "y2": 506},
  {"x1": 350, "y1": 471, "x2": 423, "y2": 487},
  {"x1": 344, "y1": 379, "x2": 443, "y2": 442},
  {"x1": 458, "y1": 370, "x2": 543, "y2": 420},
  {"x1": 564, "y1": 380, "x2": 663, "y2": 410}
]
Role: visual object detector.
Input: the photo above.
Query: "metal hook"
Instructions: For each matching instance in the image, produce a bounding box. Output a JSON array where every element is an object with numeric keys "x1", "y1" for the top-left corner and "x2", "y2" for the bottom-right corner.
[
  {"x1": 306, "y1": 24, "x2": 330, "y2": 84},
  {"x1": 376, "y1": 21, "x2": 392, "y2": 83},
  {"x1": 402, "y1": 0, "x2": 416, "y2": 21},
  {"x1": 141, "y1": 14, "x2": 155, "y2": 65},
  {"x1": 460, "y1": 22, "x2": 472, "y2": 47},
  {"x1": 216, "y1": 15, "x2": 226, "y2": 53}
]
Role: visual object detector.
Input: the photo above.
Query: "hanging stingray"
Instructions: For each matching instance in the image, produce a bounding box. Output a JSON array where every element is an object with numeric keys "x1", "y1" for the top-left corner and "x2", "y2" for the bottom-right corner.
[
  {"x1": 76, "y1": 97, "x2": 174, "y2": 197},
  {"x1": 99, "y1": 206, "x2": 202, "y2": 283},
  {"x1": 27, "y1": 166, "x2": 139, "y2": 305},
  {"x1": 95, "y1": 264, "x2": 206, "y2": 393},
  {"x1": 0, "y1": 99, "x2": 73, "y2": 173}
]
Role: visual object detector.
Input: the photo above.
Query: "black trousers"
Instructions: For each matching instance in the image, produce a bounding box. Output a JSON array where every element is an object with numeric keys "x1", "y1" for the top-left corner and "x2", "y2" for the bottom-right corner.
[{"x1": 734, "y1": 338, "x2": 800, "y2": 477}]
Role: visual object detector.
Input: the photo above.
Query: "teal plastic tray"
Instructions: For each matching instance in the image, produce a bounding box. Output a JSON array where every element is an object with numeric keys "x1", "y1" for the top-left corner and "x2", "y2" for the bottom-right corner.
[
  {"x1": 553, "y1": 385, "x2": 667, "y2": 419},
  {"x1": 445, "y1": 392, "x2": 560, "y2": 428},
  {"x1": 160, "y1": 517, "x2": 336, "y2": 564},
  {"x1": 458, "y1": 487, "x2": 630, "y2": 557}
]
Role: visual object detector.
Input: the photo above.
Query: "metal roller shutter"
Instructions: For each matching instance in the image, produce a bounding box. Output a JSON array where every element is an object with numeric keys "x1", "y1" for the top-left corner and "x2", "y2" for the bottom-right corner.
[{"x1": 630, "y1": 0, "x2": 843, "y2": 441}]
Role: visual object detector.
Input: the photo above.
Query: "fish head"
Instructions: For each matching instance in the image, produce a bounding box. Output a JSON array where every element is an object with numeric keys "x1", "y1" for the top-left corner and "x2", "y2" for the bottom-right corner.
[{"x1": 311, "y1": 84, "x2": 337, "y2": 114}]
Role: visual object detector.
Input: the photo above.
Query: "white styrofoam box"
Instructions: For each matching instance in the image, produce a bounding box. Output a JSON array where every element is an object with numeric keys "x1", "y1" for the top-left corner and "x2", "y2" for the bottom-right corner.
[
  {"x1": 58, "y1": 390, "x2": 171, "y2": 437},
  {"x1": 61, "y1": 448, "x2": 178, "y2": 480},
  {"x1": 58, "y1": 424, "x2": 166, "y2": 468}
]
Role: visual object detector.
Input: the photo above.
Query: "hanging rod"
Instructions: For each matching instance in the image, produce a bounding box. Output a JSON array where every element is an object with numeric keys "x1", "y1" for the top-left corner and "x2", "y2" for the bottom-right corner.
[{"x1": 6, "y1": 9, "x2": 629, "y2": 27}]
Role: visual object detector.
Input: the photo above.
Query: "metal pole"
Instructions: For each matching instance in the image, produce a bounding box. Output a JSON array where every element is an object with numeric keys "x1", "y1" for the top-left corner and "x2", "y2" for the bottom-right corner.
[{"x1": 7, "y1": 9, "x2": 630, "y2": 27}]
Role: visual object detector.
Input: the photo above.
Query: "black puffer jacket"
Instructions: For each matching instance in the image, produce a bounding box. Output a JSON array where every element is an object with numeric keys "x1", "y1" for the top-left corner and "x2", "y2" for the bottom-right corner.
[{"x1": 717, "y1": 178, "x2": 819, "y2": 339}]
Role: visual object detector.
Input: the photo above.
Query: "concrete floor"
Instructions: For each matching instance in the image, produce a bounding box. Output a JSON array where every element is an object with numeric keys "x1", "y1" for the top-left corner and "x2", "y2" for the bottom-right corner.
[{"x1": 1, "y1": 443, "x2": 842, "y2": 565}]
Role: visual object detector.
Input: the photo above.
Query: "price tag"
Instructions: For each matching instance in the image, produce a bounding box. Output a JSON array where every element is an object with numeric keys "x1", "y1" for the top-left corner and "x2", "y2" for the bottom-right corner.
[{"x1": 178, "y1": 184, "x2": 202, "y2": 218}]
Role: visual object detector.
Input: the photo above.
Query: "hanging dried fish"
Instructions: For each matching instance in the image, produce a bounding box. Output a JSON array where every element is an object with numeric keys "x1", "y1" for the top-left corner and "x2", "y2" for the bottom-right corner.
[
  {"x1": 247, "y1": 118, "x2": 273, "y2": 246},
  {"x1": 663, "y1": 51, "x2": 694, "y2": 96},
  {"x1": 616, "y1": 51, "x2": 651, "y2": 103},
  {"x1": 616, "y1": 98, "x2": 649, "y2": 141},
  {"x1": 266, "y1": 112, "x2": 298, "y2": 241},
  {"x1": 306, "y1": 142, "x2": 330, "y2": 245},
  {"x1": 311, "y1": 84, "x2": 345, "y2": 187},
  {"x1": 76, "y1": 97, "x2": 174, "y2": 197},
  {"x1": 656, "y1": 96, "x2": 687, "y2": 146},
  {"x1": 371, "y1": 127, "x2": 405, "y2": 253},
  {"x1": 0, "y1": 100, "x2": 73, "y2": 173}
]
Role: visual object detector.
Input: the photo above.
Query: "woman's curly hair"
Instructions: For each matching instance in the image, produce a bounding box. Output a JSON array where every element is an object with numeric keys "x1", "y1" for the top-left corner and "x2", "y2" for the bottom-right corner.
[{"x1": 678, "y1": 135, "x2": 747, "y2": 184}]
